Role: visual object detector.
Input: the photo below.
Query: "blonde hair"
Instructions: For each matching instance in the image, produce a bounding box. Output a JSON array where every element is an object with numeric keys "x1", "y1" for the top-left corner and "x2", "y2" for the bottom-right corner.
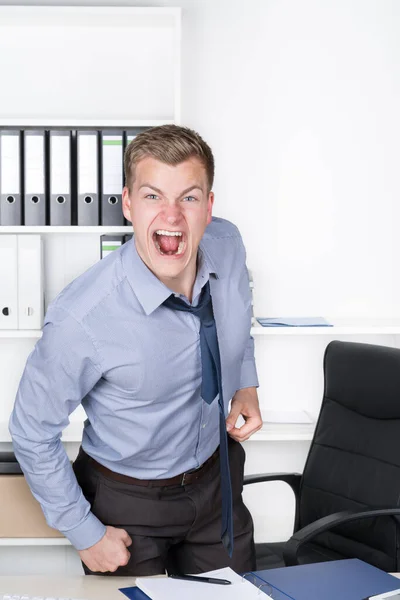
[{"x1": 124, "y1": 124, "x2": 215, "y2": 192}]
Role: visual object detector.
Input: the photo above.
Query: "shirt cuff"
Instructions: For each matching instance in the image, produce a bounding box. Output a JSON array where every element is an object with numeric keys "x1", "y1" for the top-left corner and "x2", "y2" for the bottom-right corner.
[
  {"x1": 238, "y1": 359, "x2": 259, "y2": 391},
  {"x1": 61, "y1": 511, "x2": 107, "y2": 551}
]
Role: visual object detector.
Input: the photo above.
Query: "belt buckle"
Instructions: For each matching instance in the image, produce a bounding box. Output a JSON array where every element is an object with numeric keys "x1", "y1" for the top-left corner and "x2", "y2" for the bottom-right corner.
[{"x1": 181, "y1": 472, "x2": 188, "y2": 486}]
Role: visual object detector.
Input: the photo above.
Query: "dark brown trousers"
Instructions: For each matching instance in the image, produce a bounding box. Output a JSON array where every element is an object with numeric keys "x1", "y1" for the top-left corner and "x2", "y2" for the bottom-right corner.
[{"x1": 73, "y1": 437, "x2": 256, "y2": 576}]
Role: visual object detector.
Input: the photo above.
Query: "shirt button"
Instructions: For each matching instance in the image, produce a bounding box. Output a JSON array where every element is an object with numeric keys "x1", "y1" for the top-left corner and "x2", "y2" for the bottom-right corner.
[{"x1": 202, "y1": 423, "x2": 206, "y2": 428}]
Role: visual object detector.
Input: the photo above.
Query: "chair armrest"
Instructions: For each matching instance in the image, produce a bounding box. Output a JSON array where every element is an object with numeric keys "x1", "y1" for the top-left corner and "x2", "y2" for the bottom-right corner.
[
  {"x1": 283, "y1": 507, "x2": 400, "y2": 566},
  {"x1": 244, "y1": 472, "x2": 301, "y2": 494},
  {"x1": 244, "y1": 473, "x2": 302, "y2": 532}
]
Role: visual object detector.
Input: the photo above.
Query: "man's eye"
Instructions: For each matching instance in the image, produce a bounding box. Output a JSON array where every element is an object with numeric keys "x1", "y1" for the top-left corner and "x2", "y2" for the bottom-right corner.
[
  {"x1": 146, "y1": 194, "x2": 158, "y2": 200},
  {"x1": 183, "y1": 196, "x2": 197, "y2": 202}
]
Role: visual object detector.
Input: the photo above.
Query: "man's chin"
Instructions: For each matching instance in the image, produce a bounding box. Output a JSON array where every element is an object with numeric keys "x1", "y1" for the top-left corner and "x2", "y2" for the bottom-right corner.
[{"x1": 152, "y1": 264, "x2": 186, "y2": 283}]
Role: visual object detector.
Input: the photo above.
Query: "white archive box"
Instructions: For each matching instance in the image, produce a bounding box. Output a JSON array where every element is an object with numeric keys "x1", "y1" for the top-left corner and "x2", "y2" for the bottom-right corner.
[
  {"x1": 17, "y1": 235, "x2": 44, "y2": 329},
  {"x1": 0, "y1": 235, "x2": 18, "y2": 329},
  {"x1": 0, "y1": 234, "x2": 44, "y2": 330}
]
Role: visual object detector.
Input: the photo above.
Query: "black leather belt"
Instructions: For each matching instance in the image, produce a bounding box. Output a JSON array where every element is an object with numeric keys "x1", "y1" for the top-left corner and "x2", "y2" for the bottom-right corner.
[{"x1": 85, "y1": 447, "x2": 219, "y2": 487}]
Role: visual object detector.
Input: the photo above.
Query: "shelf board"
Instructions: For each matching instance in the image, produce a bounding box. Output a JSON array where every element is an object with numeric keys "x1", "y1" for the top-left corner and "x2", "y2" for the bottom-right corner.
[
  {"x1": 0, "y1": 537, "x2": 70, "y2": 546},
  {"x1": 0, "y1": 420, "x2": 313, "y2": 443},
  {"x1": 3, "y1": 319, "x2": 400, "y2": 339},
  {"x1": 0, "y1": 226, "x2": 132, "y2": 234},
  {"x1": 0, "y1": 419, "x2": 314, "y2": 443},
  {"x1": 0, "y1": 331, "x2": 42, "y2": 338},
  {"x1": 251, "y1": 318, "x2": 400, "y2": 336},
  {"x1": 0, "y1": 119, "x2": 174, "y2": 128},
  {"x1": 246, "y1": 423, "x2": 315, "y2": 442}
]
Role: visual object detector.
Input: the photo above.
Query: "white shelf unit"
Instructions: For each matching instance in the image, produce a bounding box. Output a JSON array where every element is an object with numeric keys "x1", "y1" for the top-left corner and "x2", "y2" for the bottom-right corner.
[
  {"x1": 0, "y1": 7, "x2": 183, "y2": 551},
  {"x1": 0, "y1": 7, "x2": 181, "y2": 471},
  {"x1": 0, "y1": 5, "x2": 181, "y2": 455}
]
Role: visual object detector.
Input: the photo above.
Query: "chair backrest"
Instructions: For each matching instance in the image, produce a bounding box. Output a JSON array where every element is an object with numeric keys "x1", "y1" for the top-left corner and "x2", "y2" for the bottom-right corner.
[{"x1": 299, "y1": 340, "x2": 400, "y2": 571}]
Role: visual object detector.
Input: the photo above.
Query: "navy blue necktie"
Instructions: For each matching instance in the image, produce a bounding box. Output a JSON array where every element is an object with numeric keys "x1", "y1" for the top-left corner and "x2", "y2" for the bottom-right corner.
[{"x1": 163, "y1": 281, "x2": 233, "y2": 556}]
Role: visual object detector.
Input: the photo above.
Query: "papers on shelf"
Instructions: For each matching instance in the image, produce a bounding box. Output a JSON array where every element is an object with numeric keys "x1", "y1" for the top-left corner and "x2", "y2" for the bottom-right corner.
[
  {"x1": 256, "y1": 317, "x2": 332, "y2": 327},
  {"x1": 133, "y1": 567, "x2": 269, "y2": 600}
]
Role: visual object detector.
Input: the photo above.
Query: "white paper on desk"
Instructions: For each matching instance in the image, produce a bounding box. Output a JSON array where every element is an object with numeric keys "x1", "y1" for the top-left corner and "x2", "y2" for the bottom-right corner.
[
  {"x1": 263, "y1": 410, "x2": 314, "y2": 424},
  {"x1": 136, "y1": 567, "x2": 271, "y2": 599}
]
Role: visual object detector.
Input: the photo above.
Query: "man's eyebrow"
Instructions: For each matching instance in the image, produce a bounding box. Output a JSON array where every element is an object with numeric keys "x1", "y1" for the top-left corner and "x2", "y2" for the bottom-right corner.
[{"x1": 139, "y1": 184, "x2": 204, "y2": 196}]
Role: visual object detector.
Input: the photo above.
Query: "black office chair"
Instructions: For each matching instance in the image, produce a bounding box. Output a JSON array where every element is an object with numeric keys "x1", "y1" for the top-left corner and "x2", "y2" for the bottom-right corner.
[{"x1": 244, "y1": 340, "x2": 400, "y2": 572}]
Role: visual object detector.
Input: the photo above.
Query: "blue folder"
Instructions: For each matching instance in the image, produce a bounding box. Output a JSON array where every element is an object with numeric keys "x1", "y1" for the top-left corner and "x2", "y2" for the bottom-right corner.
[
  {"x1": 119, "y1": 587, "x2": 149, "y2": 600},
  {"x1": 253, "y1": 559, "x2": 400, "y2": 600},
  {"x1": 119, "y1": 559, "x2": 400, "y2": 600}
]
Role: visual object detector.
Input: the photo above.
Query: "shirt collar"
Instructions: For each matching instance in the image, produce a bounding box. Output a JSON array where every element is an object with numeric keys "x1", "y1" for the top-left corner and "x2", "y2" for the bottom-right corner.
[
  {"x1": 121, "y1": 237, "x2": 219, "y2": 316},
  {"x1": 199, "y1": 238, "x2": 219, "y2": 280},
  {"x1": 121, "y1": 240, "x2": 172, "y2": 315}
]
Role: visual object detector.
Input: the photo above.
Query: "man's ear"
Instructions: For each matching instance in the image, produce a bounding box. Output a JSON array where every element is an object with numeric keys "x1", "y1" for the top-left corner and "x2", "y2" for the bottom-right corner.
[
  {"x1": 122, "y1": 186, "x2": 132, "y2": 223},
  {"x1": 206, "y1": 191, "x2": 214, "y2": 225}
]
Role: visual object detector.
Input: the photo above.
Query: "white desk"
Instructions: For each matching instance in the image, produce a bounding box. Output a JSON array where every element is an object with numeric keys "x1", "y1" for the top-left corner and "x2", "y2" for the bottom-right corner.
[
  {"x1": 0, "y1": 576, "x2": 137, "y2": 600},
  {"x1": 0, "y1": 572, "x2": 398, "y2": 599}
]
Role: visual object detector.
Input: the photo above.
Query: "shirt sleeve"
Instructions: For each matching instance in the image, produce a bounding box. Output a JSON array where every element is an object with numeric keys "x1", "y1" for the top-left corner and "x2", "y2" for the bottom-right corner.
[
  {"x1": 237, "y1": 239, "x2": 259, "y2": 391},
  {"x1": 8, "y1": 305, "x2": 107, "y2": 550},
  {"x1": 239, "y1": 334, "x2": 259, "y2": 390}
]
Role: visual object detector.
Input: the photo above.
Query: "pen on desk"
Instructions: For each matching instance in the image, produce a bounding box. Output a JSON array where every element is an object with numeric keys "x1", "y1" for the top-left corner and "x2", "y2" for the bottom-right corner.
[{"x1": 169, "y1": 574, "x2": 232, "y2": 585}]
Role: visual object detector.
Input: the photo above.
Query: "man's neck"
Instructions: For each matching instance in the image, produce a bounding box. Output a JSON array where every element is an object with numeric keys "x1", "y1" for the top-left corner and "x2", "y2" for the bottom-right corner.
[
  {"x1": 134, "y1": 240, "x2": 198, "y2": 302},
  {"x1": 159, "y1": 266, "x2": 197, "y2": 303}
]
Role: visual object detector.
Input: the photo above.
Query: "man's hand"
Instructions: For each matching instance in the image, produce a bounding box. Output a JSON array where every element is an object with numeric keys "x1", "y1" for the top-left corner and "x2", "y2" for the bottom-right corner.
[
  {"x1": 226, "y1": 386, "x2": 262, "y2": 442},
  {"x1": 78, "y1": 525, "x2": 132, "y2": 573}
]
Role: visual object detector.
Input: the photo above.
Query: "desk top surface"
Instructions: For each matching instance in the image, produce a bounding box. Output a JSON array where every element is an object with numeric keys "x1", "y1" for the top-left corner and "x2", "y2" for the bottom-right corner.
[
  {"x1": 0, "y1": 576, "x2": 138, "y2": 600},
  {"x1": 0, "y1": 571, "x2": 398, "y2": 599}
]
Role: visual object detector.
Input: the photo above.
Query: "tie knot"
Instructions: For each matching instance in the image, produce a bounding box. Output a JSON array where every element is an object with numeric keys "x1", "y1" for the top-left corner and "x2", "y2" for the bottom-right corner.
[{"x1": 163, "y1": 281, "x2": 213, "y2": 326}]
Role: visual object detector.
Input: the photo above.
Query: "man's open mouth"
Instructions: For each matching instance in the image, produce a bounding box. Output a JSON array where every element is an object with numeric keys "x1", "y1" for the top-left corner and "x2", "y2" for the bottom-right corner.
[{"x1": 153, "y1": 229, "x2": 186, "y2": 256}]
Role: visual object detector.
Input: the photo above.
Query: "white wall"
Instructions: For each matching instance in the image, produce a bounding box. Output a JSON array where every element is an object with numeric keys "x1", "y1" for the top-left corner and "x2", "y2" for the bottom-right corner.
[{"x1": 1, "y1": 0, "x2": 400, "y2": 573}]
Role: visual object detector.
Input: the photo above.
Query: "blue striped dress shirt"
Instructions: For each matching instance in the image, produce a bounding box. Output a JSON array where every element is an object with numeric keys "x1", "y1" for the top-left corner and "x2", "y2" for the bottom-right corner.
[{"x1": 9, "y1": 217, "x2": 258, "y2": 550}]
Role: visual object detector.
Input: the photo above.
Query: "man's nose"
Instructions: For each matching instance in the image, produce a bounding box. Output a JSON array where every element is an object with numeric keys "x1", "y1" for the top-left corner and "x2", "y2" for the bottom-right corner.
[{"x1": 164, "y1": 203, "x2": 182, "y2": 225}]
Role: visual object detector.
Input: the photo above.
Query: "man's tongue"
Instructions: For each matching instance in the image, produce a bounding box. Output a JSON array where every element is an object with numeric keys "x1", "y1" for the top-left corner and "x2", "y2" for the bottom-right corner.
[{"x1": 158, "y1": 234, "x2": 180, "y2": 254}]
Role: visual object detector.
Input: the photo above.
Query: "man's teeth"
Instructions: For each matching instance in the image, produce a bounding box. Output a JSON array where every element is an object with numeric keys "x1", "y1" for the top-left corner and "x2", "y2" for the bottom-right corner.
[{"x1": 155, "y1": 230, "x2": 183, "y2": 236}]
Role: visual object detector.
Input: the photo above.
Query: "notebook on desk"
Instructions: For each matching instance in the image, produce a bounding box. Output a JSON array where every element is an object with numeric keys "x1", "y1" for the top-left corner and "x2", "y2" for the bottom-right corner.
[{"x1": 119, "y1": 567, "x2": 271, "y2": 599}]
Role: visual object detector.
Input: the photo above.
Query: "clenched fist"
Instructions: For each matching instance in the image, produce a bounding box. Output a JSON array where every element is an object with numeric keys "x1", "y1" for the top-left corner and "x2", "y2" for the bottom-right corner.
[{"x1": 79, "y1": 525, "x2": 132, "y2": 573}]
